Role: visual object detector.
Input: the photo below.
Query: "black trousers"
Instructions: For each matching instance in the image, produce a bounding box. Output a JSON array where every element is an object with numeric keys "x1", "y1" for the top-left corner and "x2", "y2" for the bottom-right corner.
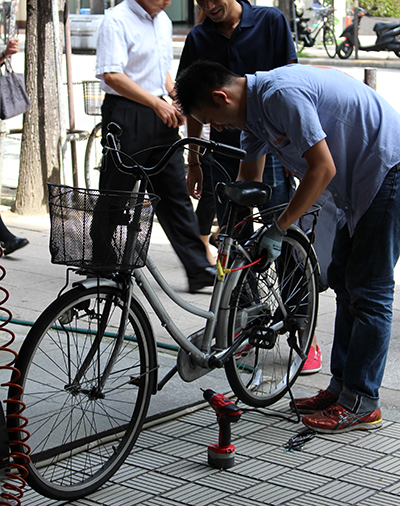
[{"x1": 100, "y1": 94, "x2": 210, "y2": 277}]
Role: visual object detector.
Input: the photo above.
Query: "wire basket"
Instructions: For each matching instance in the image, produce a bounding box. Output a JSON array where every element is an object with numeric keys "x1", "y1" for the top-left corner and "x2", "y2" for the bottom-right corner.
[
  {"x1": 48, "y1": 184, "x2": 159, "y2": 272},
  {"x1": 82, "y1": 80, "x2": 105, "y2": 116}
]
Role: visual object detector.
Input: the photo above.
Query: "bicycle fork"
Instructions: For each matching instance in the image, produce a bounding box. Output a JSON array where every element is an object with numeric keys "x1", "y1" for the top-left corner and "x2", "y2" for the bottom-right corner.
[{"x1": 65, "y1": 278, "x2": 134, "y2": 399}]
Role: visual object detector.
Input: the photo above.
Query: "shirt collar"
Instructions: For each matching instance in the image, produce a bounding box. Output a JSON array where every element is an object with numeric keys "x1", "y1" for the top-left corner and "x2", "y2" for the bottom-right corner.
[
  {"x1": 202, "y1": 0, "x2": 255, "y2": 33},
  {"x1": 245, "y1": 74, "x2": 257, "y2": 124},
  {"x1": 127, "y1": 0, "x2": 156, "y2": 21}
]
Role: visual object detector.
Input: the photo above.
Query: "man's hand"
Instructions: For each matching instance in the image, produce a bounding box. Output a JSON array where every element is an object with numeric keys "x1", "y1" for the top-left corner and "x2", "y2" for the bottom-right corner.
[
  {"x1": 153, "y1": 97, "x2": 185, "y2": 128},
  {"x1": 254, "y1": 221, "x2": 286, "y2": 271},
  {"x1": 186, "y1": 164, "x2": 203, "y2": 199}
]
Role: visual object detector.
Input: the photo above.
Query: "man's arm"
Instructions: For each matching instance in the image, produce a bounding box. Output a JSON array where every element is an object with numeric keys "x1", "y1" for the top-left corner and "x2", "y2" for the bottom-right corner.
[
  {"x1": 276, "y1": 139, "x2": 336, "y2": 231},
  {"x1": 104, "y1": 72, "x2": 181, "y2": 128},
  {"x1": 186, "y1": 116, "x2": 205, "y2": 199},
  {"x1": 237, "y1": 156, "x2": 266, "y2": 182}
]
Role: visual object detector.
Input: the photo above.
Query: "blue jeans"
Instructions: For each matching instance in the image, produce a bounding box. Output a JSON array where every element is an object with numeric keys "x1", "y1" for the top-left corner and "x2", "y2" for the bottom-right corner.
[{"x1": 327, "y1": 164, "x2": 400, "y2": 413}]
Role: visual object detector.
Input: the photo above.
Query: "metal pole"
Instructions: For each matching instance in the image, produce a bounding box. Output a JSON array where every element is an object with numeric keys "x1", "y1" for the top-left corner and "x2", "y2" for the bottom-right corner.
[
  {"x1": 64, "y1": 2, "x2": 79, "y2": 187},
  {"x1": 354, "y1": 0, "x2": 359, "y2": 60},
  {"x1": 364, "y1": 67, "x2": 377, "y2": 90}
]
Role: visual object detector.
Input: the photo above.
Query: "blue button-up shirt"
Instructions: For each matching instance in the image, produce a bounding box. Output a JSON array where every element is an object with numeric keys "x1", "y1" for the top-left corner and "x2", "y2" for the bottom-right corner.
[{"x1": 242, "y1": 65, "x2": 400, "y2": 234}]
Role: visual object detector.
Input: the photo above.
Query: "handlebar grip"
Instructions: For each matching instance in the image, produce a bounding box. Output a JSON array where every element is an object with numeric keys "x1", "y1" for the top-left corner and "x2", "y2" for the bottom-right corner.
[{"x1": 213, "y1": 142, "x2": 247, "y2": 160}]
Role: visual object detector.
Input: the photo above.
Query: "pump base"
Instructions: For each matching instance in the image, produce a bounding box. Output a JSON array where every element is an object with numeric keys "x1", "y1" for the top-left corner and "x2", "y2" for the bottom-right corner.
[{"x1": 208, "y1": 443, "x2": 236, "y2": 469}]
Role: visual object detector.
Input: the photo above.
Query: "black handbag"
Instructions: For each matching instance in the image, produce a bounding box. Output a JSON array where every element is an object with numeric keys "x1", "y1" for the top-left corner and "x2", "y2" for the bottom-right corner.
[{"x1": 0, "y1": 61, "x2": 31, "y2": 120}]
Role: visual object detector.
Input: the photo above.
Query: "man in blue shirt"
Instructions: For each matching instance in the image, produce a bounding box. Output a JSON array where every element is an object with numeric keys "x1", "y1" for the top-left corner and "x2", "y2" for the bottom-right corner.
[
  {"x1": 174, "y1": 60, "x2": 400, "y2": 434},
  {"x1": 178, "y1": 0, "x2": 297, "y2": 218}
]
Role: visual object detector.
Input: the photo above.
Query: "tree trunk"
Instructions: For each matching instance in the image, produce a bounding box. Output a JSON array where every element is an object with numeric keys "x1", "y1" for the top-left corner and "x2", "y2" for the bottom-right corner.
[
  {"x1": 14, "y1": 0, "x2": 62, "y2": 215},
  {"x1": 279, "y1": 0, "x2": 292, "y2": 24},
  {"x1": 90, "y1": 0, "x2": 105, "y2": 15}
]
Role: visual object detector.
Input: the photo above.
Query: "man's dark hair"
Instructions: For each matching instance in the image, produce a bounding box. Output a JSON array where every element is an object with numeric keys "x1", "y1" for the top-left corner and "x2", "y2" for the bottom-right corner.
[{"x1": 175, "y1": 60, "x2": 238, "y2": 117}]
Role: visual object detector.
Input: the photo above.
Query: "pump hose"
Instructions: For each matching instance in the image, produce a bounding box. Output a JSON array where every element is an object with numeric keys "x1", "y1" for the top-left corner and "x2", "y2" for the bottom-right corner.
[{"x1": 0, "y1": 250, "x2": 30, "y2": 506}]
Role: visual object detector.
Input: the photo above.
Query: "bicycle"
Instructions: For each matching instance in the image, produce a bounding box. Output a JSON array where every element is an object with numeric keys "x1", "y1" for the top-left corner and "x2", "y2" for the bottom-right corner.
[
  {"x1": 82, "y1": 80, "x2": 104, "y2": 189},
  {"x1": 292, "y1": 2, "x2": 337, "y2": 58},
  {"x1": 7, "y1": 126, "x2": 320, "y2": 500}
]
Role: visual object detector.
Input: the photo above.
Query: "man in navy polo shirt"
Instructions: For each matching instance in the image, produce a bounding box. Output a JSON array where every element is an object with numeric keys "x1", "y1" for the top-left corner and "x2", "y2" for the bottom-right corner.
[{"x1": 178, "y1": 0, "x2": 297, "y2": 217}]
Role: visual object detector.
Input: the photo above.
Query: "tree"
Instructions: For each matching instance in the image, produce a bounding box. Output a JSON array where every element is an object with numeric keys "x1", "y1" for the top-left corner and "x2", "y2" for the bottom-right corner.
[
  {"x1": 90, "y1": 0, "x2": 105, "y2": 15},
  {"x1": 279, "y1": 0, "x2": 292, "y2": 24},
  {"x1": 14, "y1": 0, "x2": 63, "y2": 215}
]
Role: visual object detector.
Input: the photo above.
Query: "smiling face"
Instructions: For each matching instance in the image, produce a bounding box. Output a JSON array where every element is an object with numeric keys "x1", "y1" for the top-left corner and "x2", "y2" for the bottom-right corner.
[{"x1": 196, "y1": 0, "x2": 238, "y2": 23}]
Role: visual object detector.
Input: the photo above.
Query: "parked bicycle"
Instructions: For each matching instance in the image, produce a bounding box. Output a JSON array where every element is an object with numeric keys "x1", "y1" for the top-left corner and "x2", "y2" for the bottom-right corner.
[
  {"x1": 292, "y1": 1, "x2": 337, "y2": 58},
  {"x1": 82, "y1": 80, "x2": 104, "y2": 189},
  {"x1": 7, "y1": 126, "x2": 320, "y2": 500}
]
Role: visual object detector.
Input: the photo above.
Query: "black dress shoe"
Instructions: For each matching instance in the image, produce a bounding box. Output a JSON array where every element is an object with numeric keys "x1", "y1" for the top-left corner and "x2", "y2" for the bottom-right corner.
[
  {"x1": 1, "y1": 237, "x2": 29, "y2": 256},
  {"x1": 188, "y1": 265, "x2": 217, "y2": 293}
]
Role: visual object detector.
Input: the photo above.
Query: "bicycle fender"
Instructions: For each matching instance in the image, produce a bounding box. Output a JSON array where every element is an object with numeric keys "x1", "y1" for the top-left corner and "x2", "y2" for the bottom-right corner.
[
  {"x1": 72, "y1": 278, "x2": 159, "y2": 395},
  {"x1": 287, "y1": 225, "x2": 321, "y2": 277}
]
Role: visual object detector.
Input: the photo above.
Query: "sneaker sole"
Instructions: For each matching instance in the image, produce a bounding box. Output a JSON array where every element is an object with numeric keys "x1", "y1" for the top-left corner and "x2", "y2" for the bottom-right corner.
[
  {"x1": 299, "y1": 366, "x2": 322, "y2": 375},
  {"x1": 303, "y1": 418, "x2": 383, "y2": 434}
]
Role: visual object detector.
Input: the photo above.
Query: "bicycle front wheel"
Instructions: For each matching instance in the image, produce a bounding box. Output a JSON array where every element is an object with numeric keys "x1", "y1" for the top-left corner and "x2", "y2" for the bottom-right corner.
[
  {"x1": 84, "y1": 122, "x2": 103, "y2": 189},
  {"x1": 8, "y1": 285, "x2": 156, "y2": 500},
  {"x1": 323, "y1": 26, "x2": 337, "y2": 58},
  {"x1": 225, "y1": 227, "x2": 318, "y2": 407}
]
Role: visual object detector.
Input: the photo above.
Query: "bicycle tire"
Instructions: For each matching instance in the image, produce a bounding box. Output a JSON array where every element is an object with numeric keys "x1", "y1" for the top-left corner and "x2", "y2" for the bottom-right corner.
[
  {"x1": 337, "y1": 40, "x2": 353, "y2": 59},
  {"x1": 8, "y1": 284, "x2": 156, "y2": 500},
  {"x1": 84, "y1": 122, "x2": 103, "y2": 189},
  {"x1": 323, "y1": 25, "x2": 337, "y2": 58},
  {"x1": 225, "y1": 227, "x2": 318, "y2": 407}
]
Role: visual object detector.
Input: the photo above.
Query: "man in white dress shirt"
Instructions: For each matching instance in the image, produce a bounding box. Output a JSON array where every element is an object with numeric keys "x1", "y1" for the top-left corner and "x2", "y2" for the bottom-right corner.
[{"x1": 96, "y1": 0, "x2": 217, "y2": 292}]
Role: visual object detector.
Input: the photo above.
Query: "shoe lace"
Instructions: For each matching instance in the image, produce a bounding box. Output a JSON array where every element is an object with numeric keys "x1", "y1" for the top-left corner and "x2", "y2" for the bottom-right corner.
[{"x1": 324, "y1": 403, "x2": 346, "y2": 416}]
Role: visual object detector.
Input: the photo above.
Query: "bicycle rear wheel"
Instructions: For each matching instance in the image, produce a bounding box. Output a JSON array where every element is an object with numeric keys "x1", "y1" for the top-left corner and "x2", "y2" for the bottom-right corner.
[
  {"x1": 323, "y1": 25, "x2": 337, "y2": 58},
  {"x1": 8, "y1": 284, "x2": 156, "y2": 500},
  {"x1": 84, "y1": 123, "x2": 103, "y2": 189},
  {"x1": 225, "y1": 227, "x2": 318, "y2": 407}
]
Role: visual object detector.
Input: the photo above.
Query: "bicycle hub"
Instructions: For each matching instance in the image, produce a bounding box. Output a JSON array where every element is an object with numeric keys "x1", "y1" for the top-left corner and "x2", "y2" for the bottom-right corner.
[{"x1": 203, "y1": 389, "x2": 242, "y2": 469}]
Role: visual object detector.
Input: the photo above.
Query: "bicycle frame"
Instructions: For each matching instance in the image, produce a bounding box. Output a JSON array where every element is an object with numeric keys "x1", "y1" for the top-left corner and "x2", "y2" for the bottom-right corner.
[{"x1": 132, "y1": 234, "x2": 250, "y2": 381}]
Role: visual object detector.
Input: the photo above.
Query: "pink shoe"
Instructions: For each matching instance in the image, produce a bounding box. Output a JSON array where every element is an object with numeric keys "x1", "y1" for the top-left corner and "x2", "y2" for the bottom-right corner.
[{"x1": 300, "y1": 345, "x2": 322, "y2": 375}]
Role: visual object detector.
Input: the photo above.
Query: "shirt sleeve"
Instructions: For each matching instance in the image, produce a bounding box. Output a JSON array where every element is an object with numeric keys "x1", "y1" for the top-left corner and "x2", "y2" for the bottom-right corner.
[
  {"x1": 270, "y1": 8, "x2": 298, "y2": 66},
  {"x1": 177, "y1": 31, "x2": 197, "y2": 76},
  {"x1": 96, "y1": 18, "x2": 129, "y2": 78}
]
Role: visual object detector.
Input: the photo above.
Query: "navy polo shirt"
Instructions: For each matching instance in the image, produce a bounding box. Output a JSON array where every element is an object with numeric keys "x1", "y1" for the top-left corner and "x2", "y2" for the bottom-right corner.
[{"x1": 178, "y1": 0, "x2": 297, "y2": 148}]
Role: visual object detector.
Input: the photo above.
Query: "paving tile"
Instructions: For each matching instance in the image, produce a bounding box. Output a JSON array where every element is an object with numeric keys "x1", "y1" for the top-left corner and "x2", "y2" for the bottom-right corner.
[
  {"x1": 352, "y1": 433, "x2": 400, "y2": 453},
  {"x1": 86, "y1": 483, "x2": 152, "y2": 506},
  {"x1": 121, "y1": 470, "x2": 186, "y2": 494},
  {"x1": 298, "y1": 456, "x2": 358, "y2": 478},
  {"x1": 157, "y1": 459, "x2": 219, "y2": 481},
  {"x1": 257, "y1": 444, "x2": 315, "y2": 466},
  {"x1": 124, "y1": 448, "x2": 179, "y2": 469},
  {"x1": 161, "y1": 482, "x2": 228, "y2": 506},
  {"x1": 226, "y1": 458, "x2": 288, "y2": 481},
  {"x1": 312, "y1": 480, "x2": 375, "y2": 504},
  {"x1": 196, "y1": 471, "x2": 259, "y2": 493},
  {"x1": 366, "y1": 453, "x2": 400, "y2": 474},
  {"x1": 284, "y1": 493, "x2": 343, "y2": 506},
  {"x1": 270, "y1": 468, "x2": 331, "y2": 492},
  {"x1": 239, "y1": 481, "x2": 299, "y2": 505},
  {"x1": 325, "y1": 444, "x2": 383, "y2": 465},
  {"x1": 358, "y1": 491, "x2": 400, "y2": 505},
  {"x1": 341, "y1": 466, "x2": 398, "y2": 489}
]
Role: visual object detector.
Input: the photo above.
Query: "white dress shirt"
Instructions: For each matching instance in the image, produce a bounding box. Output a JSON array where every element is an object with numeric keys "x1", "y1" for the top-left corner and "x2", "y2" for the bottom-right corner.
[{"x1": 96, "y1": 0, "x2": 173, "y2": 97}]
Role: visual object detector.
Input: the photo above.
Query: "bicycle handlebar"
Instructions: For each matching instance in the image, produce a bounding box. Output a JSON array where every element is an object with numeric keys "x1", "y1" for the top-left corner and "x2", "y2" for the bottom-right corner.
[{"x1": 105, "y1": 123, "x2": 247, "y2": 178}]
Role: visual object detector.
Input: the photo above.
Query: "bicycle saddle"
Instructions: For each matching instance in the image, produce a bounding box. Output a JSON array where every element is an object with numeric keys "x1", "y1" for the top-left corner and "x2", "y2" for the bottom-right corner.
[{"x1": 215, "y1": 181, "x2": 271, "y2": 207}]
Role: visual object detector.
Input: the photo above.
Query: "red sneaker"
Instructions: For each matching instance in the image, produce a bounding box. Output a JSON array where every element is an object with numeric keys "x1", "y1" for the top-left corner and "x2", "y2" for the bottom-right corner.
[
  {"x1": 302, "y1": 403, "x2": 383, "y2": 434},
  {"x1": 290, "y1": 389, "x2": 338, "y2": 414},
  {"x1": 300, "y1": 345, "x2": 322, "y2": 375}
]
